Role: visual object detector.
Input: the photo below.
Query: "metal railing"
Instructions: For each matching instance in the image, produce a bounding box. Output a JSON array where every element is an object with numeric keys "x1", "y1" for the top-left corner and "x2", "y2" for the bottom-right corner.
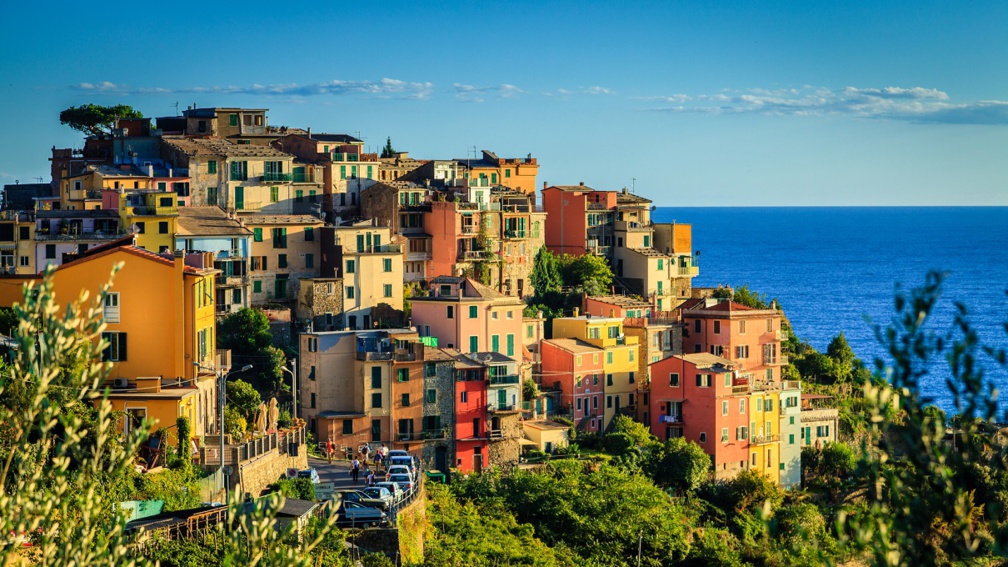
[
  {"x1": 750, "y1": 434, "x2": 780, "y2": 446},
  {"x1": 263, "y1": 172, "x2": 292, "y2": 182},
  {"x1": 488, "y1": 374, "x2": 520, "y2": 385}
]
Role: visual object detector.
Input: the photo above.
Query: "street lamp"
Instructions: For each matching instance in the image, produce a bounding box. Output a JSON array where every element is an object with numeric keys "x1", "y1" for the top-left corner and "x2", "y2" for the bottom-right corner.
[
  {"x1": 279, "y1": 358, "x2": 298, "y2": 421},
  {"x1": 194, "y1": 361, "x2": 252, "y2": 494}
]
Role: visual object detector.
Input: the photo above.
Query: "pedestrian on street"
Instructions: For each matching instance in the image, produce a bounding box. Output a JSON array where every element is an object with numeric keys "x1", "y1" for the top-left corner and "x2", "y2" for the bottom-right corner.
[
  {"x1": 365, "y1": 466, "x2": 374, "y2": 486},
  {"x1": 326, "y1": 438, "x2": 334, "y2": 465},
  {"x1": 361, "y1": 443, "x2": 371, "y2": 463},
  {"x1": 351, "y1": 457, "x2": 360, "y2": 483}
]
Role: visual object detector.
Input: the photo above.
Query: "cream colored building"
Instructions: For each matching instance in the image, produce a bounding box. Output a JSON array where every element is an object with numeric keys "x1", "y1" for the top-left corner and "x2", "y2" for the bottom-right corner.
[
  {"x1": 245, "y1": 214, "x2": 323, "y2": 304},
  {"x1": 319, "y1": 222, "x2": 404, "y2": 330},
  {"x1": 522, "y1": 420, "x2": 570, "y2": 453}
]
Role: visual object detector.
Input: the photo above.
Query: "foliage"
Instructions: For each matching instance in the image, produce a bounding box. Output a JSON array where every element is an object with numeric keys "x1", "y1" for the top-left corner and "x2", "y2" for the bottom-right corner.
[
  {"x1": 425, "y1": 482, "x2": 579, "y2": 567},
  {"x1": 530, "y1": 247, "x2": 563, "y2": 297},
  {"x1": 826, "y1": 332, "x2": 856, "y2": 382},
  {"x1": 228, "y1": 378, "x2": 262, "y2": 423},
  {"x1": 268, "y1": 477, "x2": 316, "y2": 501},
  {"x1": 610, "y1": 414, "x2": 655, "y2": 447},
  {"x1": 682, "y1": 527, "x2": 745, "y2": 567},
  {"x1": 835, "y1": 272, "x2": 1008, "y2": 565},
  {"x1": 0, "y1": 306, "x2": 16, "y2": 335},
  {"x1": 223, "y1": 405, "x2": 247, "y2": 441},
  {"x1": 216, "y1": 307, "x2": 285, "y2": 396},
  {"x1": 732, "y1": 284, "x2": 771, "y2": 309},
  {"x1": 558, "y1": 253, "x2": 613, "y2": 296},
  {"x1": 522, "y1": 377, "x2": 540, "y2": 401},
  {"x1": 0, "y1": 266, "x2": 151, "y2": 566},
  {"x1": 649, "y1": 437, "x2": 711, "y2": 495},
  {"x1": 133, "y1": 463, "x2": 202, "y2": 512},
  {"x1": 59, "y1": 103, "x2": 143, "y2": 136},
  {"x1": 379, "y1": 136, "x2": 396, "y2": 159},
  {"x1": 175, "y1": 416, "x2": 192, "y2": 466}
]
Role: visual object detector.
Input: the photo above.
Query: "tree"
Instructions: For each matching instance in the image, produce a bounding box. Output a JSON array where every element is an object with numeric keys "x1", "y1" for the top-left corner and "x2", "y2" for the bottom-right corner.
[
  {"x1": 826, "y1": 332, "x2": 855, "y2": 382},
  {"x1": 228, "y1": 378, "x2": 262, "y2": 423},
  {"x1": 217, "y1": 308, "x2": 286, "y2": 396},
  {"x1": 558, "y1": 254, "x2": 613, "y2": 296},
  {"x1": 530, "y1": 247, "x2": 562, "y2": 296},
  {"x1": 650, "y1": 437, "x2": 710, "y2": 495},
  {"x1": 59, "y1": 104, "x2": 143, "y2": 137},
  {"x1": 732, "y1": 285, "x2": 770, "y2": 309},
  {"x1": 380, "y1": 136, "x2": 396, "y2": 159}
]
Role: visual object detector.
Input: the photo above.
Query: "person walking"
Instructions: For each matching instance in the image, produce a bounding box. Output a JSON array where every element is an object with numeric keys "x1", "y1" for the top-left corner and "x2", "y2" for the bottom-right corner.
[
  {"x1": 365, "y1": 466, "x2": 374, "y2": 486},
  {"x1": 351, "y1": 457, "x2": 360, "y2": 484},
  {"x1": 326, "y1": 438, "x2": 334, "y2": 465},
  {"x1": 361, "y1": 443, "x2": 371, "y2": 464}
]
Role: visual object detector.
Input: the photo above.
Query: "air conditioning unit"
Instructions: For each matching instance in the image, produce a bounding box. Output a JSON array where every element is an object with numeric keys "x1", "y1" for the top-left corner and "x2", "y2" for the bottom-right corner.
[{"x1": 113, "y1": 378, "x2": 129, "y2": 389}]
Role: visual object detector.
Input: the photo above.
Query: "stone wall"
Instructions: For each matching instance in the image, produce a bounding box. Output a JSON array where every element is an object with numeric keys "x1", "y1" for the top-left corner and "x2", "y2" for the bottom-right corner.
[
  {"x1": 232, "y1": 447, "x2": 307, "y2": 498},
  {"x1": 348, "y1": 485, "x2": 428, "y2": 566},
  {"x1": 488, "y1": 412, "x2": 522, "y2": 468},
  {"x1": 420, "y1": 359, "x2": 455, "y2": 470}
]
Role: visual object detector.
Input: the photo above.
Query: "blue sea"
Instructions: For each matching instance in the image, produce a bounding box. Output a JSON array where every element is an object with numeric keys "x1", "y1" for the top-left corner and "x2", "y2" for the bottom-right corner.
[{"x1": 652, "y1": 207, "x2": 1008, "y2": 416}]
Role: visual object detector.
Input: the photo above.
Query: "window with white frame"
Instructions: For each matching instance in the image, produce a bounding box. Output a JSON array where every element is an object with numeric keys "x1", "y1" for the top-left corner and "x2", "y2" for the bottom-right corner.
[{"x1": 103, "y1": 293, "x2": 120, "y2": 323}]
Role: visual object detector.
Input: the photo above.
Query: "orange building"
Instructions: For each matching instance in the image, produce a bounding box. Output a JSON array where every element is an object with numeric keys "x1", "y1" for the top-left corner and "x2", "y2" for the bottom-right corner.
[
  {"x1": 681, "y1": 299, "x2": 787, "y2": 384},
  {"x1": 457, "y1": 150, "x2": 539, "y2": 198},
  {"x1": 541, "y1": 183, "x2": 616, "y2": 256}
]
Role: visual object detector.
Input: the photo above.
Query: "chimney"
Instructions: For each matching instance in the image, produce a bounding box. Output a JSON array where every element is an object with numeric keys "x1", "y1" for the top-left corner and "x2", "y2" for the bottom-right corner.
[
  {"x1": 543, "y1": 181, "x2": 547, "y2": 190},
  {"x1": 308, "y1": 127, "x2": 312, "y2": 138},
  {"x1": 147, "y1": 164, "x2": 154, "y2": 178},
  {"x1": 572, "y1": 307, "x2": 580, "y2": 317},
  {"x1": 579, "y1": 181, "x2": 585, "y2": 187}
]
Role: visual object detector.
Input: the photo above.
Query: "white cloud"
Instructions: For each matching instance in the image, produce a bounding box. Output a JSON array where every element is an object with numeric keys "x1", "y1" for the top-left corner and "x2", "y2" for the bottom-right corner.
[
  {"x1": 452, "y1": 83, "x2": 525, "y2": 102},
  {"x1": 645, "y1": 85, "x2": 1008, "y2": 125},
  {"x1": 72, "y1": 79, "x2": 435, "y2": 100}
]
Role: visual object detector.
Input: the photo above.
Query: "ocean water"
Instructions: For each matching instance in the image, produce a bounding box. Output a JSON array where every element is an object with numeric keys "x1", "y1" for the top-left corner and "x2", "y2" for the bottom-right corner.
[{"x1": 652, "y1": 207, "x2": 1008, "y2": 414}]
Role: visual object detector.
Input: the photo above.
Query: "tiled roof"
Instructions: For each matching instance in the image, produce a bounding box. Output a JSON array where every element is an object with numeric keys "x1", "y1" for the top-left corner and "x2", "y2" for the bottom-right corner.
[
  {"x1": 163, "y1": 137, "x2": 291, "y2": 159},
  {"x1": 680, "y1": 352, "x2": 735, "y2": 370},
  {"x1": 464, "y1": 351, "x2": 517, "y2": 365},
  {"x1": 588, "y1": 295, "x2": 651, "y2": 308},
  {"x1": 307, "y1": 133, "x2": 363, "y2": 144},
  {"x1": 241, "y1": 214, "x2": 324, "y2": 226},
  {"x1": 177, "y1": 206, "x2": 252, "y2": 237},
  {"x1": 544, "y1": 338, "x2": 602, "y2": 354}
]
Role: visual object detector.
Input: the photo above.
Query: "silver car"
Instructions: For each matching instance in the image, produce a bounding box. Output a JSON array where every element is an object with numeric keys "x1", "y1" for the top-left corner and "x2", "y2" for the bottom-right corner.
[{"x1": 331, "y1": 500, "x2": 388, "y2": 527}]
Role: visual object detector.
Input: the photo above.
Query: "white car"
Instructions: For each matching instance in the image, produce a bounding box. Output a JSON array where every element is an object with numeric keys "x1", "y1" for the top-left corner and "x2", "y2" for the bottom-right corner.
[
  {"x1": 387, "y1": 456, "x2": 416, "y2": 475},
  {"x1": 385, "y1": 465, "x2": 413, "y2": 481},
  {"x1": 386, "y1": 449, "x2": 410, "y2": 460}
]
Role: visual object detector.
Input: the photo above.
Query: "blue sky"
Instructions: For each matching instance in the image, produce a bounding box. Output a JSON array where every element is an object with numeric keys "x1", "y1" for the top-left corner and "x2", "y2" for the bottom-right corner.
[{"x1": 2, "y1": 1, "x2": 1006, "y2": 205}]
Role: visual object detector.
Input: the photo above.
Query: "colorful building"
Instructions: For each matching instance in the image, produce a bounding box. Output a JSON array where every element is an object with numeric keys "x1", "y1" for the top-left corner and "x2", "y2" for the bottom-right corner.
[
  {"x1": 540, "y1": 338, "x2": 605, "y2": 433},
  {"x1": 360, "y1": 181, "x2": 433, "y2": 283},
  {"x1": 454, "y1": 150, "x2": 539, "y2": 198},
  {"x1": 119, "y1": 188, "x2": 179, "y2": 253},
  {"x1": 0, "y1": 210, "x2": 36, "y2": 274},
  {"x1": 318, "y1": 222, "x2": 403, "y2": 329},
  {"x1": 778, "y1": 382, "x2": 803, "y2": 488},
  {"x1": 451, "y1": 350, "x2": 489, "y2": 473},
  {"x1": 411, "y1": 276, "x2": 525, "y2": 356},
  {"x1": 33, "y1": 210, "x2": 122, "y2": 270},
  {"x1": 551, "y1": 314, "x2": 640, "y2": 429},
  {"x1": 246, "y1": 214, "x2": 323, "y2": 305},
  {"x1": 682, "y1": 299, "x2": 787, "y2": 384},
  {"x1": 175, "y1": 206, "x2": 253, "y2": 314}
]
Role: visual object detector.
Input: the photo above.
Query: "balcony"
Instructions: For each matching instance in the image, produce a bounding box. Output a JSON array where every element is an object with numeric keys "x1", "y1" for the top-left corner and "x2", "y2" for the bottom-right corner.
[
  {"x1": 677, "y1": 265, "x2": 700, "y2": 277},
  {"x1": 587, "y1": 202, "x2": 610, "y2": 210},
  {"x1": 461, "y1": 225, "x2": 475, "y2": 234},
  {"x1": 405, "y1": 251, "x2": 432, "y2": 262},
  {"x1": 503, "y1": 229, "x2": 527, "y2": 239},
  {"x1": 422, "y1": 428, "x2": 449, "y2": 440},
  {"x1": 658, "y1": 414, "x2": 682, "y2": 424},
  {"x1": 34, "y1": 231, "x2": 124, "y2": 242},
  {"x1": 487, "y1": 404, "x2": 519, "y2": 414},
  {"x1": 459, "y1": 250, "x2": 486, "y2": 261},
  {"x1": 333, "y1": 153, "x2": 359, "y2": 162},
  {"x1": 263, "y1": 172, "x2": 292, "y2": 182},
  {"x1": 776, "y1": 329, "x2": 789, "y2": 342},
  {"x1": 732, "y1": 385, "x2": 750, "y2": 394},
  {"x1": 350, "y1": 243, "x2": 403, "y2": 255},
  {"x1": 397, "y1": 433, "x2": 416, "y2": 442},
  {"x1": 488, "y1": 374, "x2": 520, "y2": 386},
  {"x1": 750, "y1": 434, "x2": 780, "y2": 446},
  {"x1": 222, "y1": 275, "x2": 248, "y2": 287},
  {"x1": 356, "y1": 351, "x2": 393, "y2": 361}
]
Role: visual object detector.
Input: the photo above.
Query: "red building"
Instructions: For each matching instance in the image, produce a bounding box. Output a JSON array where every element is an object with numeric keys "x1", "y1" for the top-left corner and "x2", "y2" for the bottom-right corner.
[
  {"x1": 540, "y1": 338, "x2": 605, "y2": 433},
  {"x1": 649, "y1": 353, "x2": 752, "y2": 480},
  {"x1": 451, "y1": 351, "x2": 489, "y2": 473},
  {"x1": 541, "y1": 183, "x2": 616, "y2": 256}
]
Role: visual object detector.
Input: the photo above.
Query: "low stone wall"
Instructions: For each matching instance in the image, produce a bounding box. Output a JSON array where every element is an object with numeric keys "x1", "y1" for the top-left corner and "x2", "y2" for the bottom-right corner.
[
  {"x1": 347, "y1": 485, "x2": 428, "y2": 566},
  {"x1": 233, "y1": 447, "x2": 308, "y2": 497}
]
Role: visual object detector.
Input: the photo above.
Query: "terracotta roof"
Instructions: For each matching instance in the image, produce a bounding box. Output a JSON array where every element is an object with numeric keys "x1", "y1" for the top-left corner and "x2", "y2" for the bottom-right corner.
[
  {"x1": 547, "y1": 185, "x2": 597, "y2": 192},
  {"x1": 543, "y1": 338, "x2": 602, "y2": 354},
  {"x1": 58, "y1": 240, "x2": 203, "y2": 275},
  {"x1": 588, "y1": 295, "x2": 651, "y2": 308},
  {"x1": 177, "y1": 206, "x2": 253, "y2": 237}
]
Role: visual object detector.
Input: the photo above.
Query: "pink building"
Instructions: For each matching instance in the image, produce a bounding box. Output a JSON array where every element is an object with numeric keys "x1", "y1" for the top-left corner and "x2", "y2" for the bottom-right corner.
[
  {"x1": 541, "y1": 183, "x2": 616, "y2": 256},
  {"x1": 411, "y1": 276, "x2": 524, "y2": 356},
  {"x1": 540, "y1": 338, "x2": 605, "y2": 432},
  {"x1": 681, "y1": 299, "x2": 786, "y2": 384},
  {"x1": 648, "y1": 353, "x2": 750, "y2": 480}
]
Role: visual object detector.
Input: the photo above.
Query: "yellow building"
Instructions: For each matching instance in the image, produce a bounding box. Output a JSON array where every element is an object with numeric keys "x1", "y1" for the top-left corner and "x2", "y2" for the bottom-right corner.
[
  {"x1": 120, "y1": 189, "x2": 180, "y2": 252},
  {"x1": 551, "y1": 314, "x2": 640, "y2": 429},
  {"x1": 0, "y1": 210, "x2": 36, "y2": 274},
  {"x1": 0, "y1": 239, "x2": 221, "y2": 441},
  {"x1": 321, "y1": 222, "x2": 405, "y2": 330},
  {"x1": 748, "y1": 384, "x2": 782, "y2": 484}
]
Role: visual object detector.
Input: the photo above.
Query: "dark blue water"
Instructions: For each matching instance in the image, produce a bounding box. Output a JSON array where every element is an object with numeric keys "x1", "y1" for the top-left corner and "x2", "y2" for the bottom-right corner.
[{"x1": 653, "y1": 207, "x2": 1008, "y2": 414}]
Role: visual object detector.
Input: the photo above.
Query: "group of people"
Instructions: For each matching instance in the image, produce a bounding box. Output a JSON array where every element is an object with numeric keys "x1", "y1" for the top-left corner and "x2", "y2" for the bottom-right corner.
[{"x1": 326, "y1": 439, "x2": 391, "y2": 485}]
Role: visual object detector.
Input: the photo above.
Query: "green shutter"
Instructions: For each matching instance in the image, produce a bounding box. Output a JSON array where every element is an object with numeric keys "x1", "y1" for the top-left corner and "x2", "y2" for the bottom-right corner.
[
  {"x1": 254, "y1": 228, "x2": 263, "y2": 242},
  {"x1": 506, "y1": 334, "x2": 514, "y2": 357},
  {"x1": 491, "y1": 335, "x2": 499, "y2": 352},
  {"x1": 469, "y1": 336, "x2": 478, "y2": 353}
]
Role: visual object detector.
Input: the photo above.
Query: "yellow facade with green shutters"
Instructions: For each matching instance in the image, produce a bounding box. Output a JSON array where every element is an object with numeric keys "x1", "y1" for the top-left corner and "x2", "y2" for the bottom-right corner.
[
  {"x1": 120, "y1": 190, "x2": 179, "y2": 252},
  {"x1": 747, "y1": 387, "x2": 782, "y2": 484}
]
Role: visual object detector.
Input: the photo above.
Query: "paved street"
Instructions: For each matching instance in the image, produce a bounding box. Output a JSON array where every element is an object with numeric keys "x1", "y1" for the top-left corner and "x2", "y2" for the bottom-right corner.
[{"x1": 308, "y1": 456, "x2": 381, "y2": 491}]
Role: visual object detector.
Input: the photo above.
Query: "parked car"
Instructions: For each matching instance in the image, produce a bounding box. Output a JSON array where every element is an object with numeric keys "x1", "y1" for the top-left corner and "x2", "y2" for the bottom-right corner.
[
  {"x1": 361, "y1": 486, "x2": 394, "y2": 510},
  {"x1": 331, "y1": 500, "x2": 388, "y2": 527},
  {"x1": 387, "y1": 456, "x2": 416, "y2": 475},
  {"x1": 297, "y1": 468, "x2": 320, "y2": 484},
  {"x1": 374, "y1": 481, "x2": 405, "y2": 503},
  {"x1": 385, "y1": 465, "x2": 413, "y2": 481},
  {"x1": 388, "y1": 473, "x2": 413, "y2": 494},
  {"x1": 385, "y1": 449, "x2": 410, "y2": 461}
]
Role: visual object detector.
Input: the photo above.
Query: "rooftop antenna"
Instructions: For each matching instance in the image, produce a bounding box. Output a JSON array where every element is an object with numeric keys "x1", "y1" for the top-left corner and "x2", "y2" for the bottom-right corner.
[
  {"x1": 172, "y1": 102, "x2": 180, "y2": 116},
  {"x1": 34, "y1": 177, "x2": 44, "y2": 183},
  {"x1": 632, "y1": 177, "x2": 636, "y2": 194}
]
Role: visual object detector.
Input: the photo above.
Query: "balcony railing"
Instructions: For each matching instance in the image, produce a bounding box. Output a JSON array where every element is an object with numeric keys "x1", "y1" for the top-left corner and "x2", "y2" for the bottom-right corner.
[
  {"x1": 488, "y1": 404, "x2": 519, "y2": 413},
  {"x1": 488, "y1": 374, "x2": 520, "y2": 385},
  {"x1": 356, "y1": 351, "x2": 393, "y2": 361},
  {"x1": 750, "y1": 434, "x2": 780, "y2": 446},
  {"x1": 461, "y1": 225, "x2": 475, "y2": 234},
  {"x1": 263, "y1": 172, "x2": 292, "y2": 182},
  {"x1": 658, "y1": 414, "x2": 682, "y2": 424},
  {"x1": 503, "y1": 229, "x2": 527, "y2": 239},
  {"x1": 397, "y1": 433, "x2": 416, "y2": 441},
  {"x1": 422, "y1": 428, "x2": 449, "y2": 440},
  {"x1": 35, "y1": 231, "x2": 124, "y2": 241},
  {"x1": 459, "y1": 250, "x2": 486, "y2": 261}
]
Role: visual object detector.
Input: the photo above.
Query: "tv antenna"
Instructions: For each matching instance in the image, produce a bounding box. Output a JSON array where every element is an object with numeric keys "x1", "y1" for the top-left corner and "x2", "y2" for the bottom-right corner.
[
  {"x1": 35, "y1": 177, "x2": 44, "y2": 183},
  {"x1": 172, "y1": 102, "x2": 180, "y2": 116}
]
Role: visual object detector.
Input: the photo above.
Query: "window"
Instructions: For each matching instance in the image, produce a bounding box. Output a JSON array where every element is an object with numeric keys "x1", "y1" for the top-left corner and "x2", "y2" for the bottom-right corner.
[
  {"x1": 607, "y1": 374, "x2": 613, "y2": 386},
  {"x1": 713, "y1": 320, "x2": 721, "y2": 334},
  {"x1": 527, "y1": 325, "x2": 534, "y2": 338},
  {"x1": 295, "y1": 190, "x2": 304, "y2": 202},
  {"x1": 607, "y1": 396, "x2": 612, "y2": 408},
  {"x1": 694, "y1": 319, "x2": 701, "y2": 333},
  {"x1": 229, "y1": 113, "x2": 238, "y2": 126},
  {"x1": 304, "y1": 227, "x2": 314, "y2": 241},
  {"x1": 305, "y1": 254, "x2": 314, "y2": 268},
  {"x1": 383, "y1": 258, "x2": 392, "y2": 272},
  {"x1": 576, "y1": 375, "x2": 582, "y2": 388},
  {"x1": 19, "y1": 256, "x2": 28, "y2": 267},
  {"x1": 307, "y1": 337, "x2": 318, "y2": 352},
  {"x1": 371, "y1": 419, "x2": 381, "y2": 441},
  {"x1": 695, "y1": 374, "x2": 711, "y2": 387},
  {"x1": 401, "y1": 394, "x2": 410, "y2": 407},
  {"x1": 460, "y1": 391, "x2": 468, "y2": 403},
  {"x1": 469, "y1": 336, "x2": 478, "y2": 353},
  {"x1": 767, "y1": 318, "x2": 774, "y2": 332},
  {"x1": 19, "y1": 226, "x2": 28, "y2": 240},
  {"x1": 253, "y1": 228, "x2": 263, "y2": 242},
  {"x1": 253, "y1": 280, "x2": 262, "y2": 293},
  {"x1": 607, "y1": 352, "x2": 613, "y2": 364},
  {"x1": 278, "y1": 254, "x2": 288, "y2": 269},
  {"x1": 207, "y1": 187, "x2": 217, "y2": 204},
  {"x1": 310, "y1": 365, "x2": 316, "y2": 381},
  {"x1": 343, "y1": 420, "x2": 353, "y2": 435},
  {"x1": 756, "y1": 398, "x2": 763, "y2": 411},
  {"x1": 346, "y1": 287, "x2": 355, "y2": 299},
  {"x1": 699, "y1": 432, "x2": 707, "y2": 443},
  {"x1": 371, "y1": 366, "x2": 382, "y2": 388},
  {"x1": 45, "y1": 244, "x2": 56, "y2": 259},
  {"x1": 447, "y1": 306, "x2": 454, "y2": 319},
  {"x1": 739, "y1": 320, "x2": 746, "y2": 334},
  {"x1": 721, "y1": 428, "x2": 729, "y2": 442},
  {"x1": 103, "y1": 293, "x2": 120, "y2": 323},
  {"x1": 101, "y1": 332, "x2": 127, "y2": 362},
  {"x1": 766, "y1": 398, "x2": 774, "y2": 412},
  {"x1": 576, "y1": 398, "x2": 582, "y2": 410},
  {"x1": 628, "y1": 371, "x2": 635, "y2": 383},
  {"x1": 346, "y1": 259, "x2": 355, "y2": 273},
  {"x1": 135, "y1": 222, "x2": 145, "y2": 234},
  {"x1": 371, "y1": 393, "x2": 382, "y2": 408},
  {"x1": 426, "y1": 388, "x2": 437, "y2": 403},
  {"x1": 740, "y1": 399, "x2": 746, "y2": 413},
  {"x1": 789, "y1": 434, "x2": 795, "y2": 444},
  {"x1": 629, "y1": 350, "x2": 635, "y2": 362},
  {"x1": 425, "y1": 363, "x2": 436, "y2": 377},
  {"x1": 469, "y1": 305, "x2": 478, "y2": 319},
  {"x1": 207, "y1": 160, "x2": 217, "y2": 174},
  {"x1": 340, "y1": 165, "x2": 347, "y2": 179},
  {"x1": 397, "y1": 368, "x2": 409, "y2": 382},
  {"x1": 735, "y1": 345, "x2": 750, "y2": 359},
  {"x1": 722, "y1": 401, "x2": 729, "y2": 416},
  {"x1": 724, "y1": 373, "x2": 731, "y2": 387},
  {"x1": 657, "y1": 259, "x2": 663, "y2": 271},
  {"x1": 272, "y1": 228, "x2": 287, "y2": 248},
  {"x1": 669, "y1": 373, "x2": 679, "y2": 386},
  {"x1": 310, "y1": 393, "x2": 316, "y2": 408},
  {"x1": 506, "y1": 335, "x2": 514, "y2": 356},
  {"x1": 736, "y1": 426, "x2": 749, "y2": 440},
  {"x1": 383, "y1": 284, "x2": 392, "y2": 298},
  {"x1": 491, "y1": 335, "x2": 499, "y2": 352}
]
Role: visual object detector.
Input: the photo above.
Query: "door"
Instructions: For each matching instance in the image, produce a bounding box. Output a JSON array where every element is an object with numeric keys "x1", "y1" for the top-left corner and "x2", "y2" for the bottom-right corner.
[
  {"x1": 617, "y1": 259, "x2": 623, "y2": 277},
  {"x1": 474, "y1": 454, "x2": 483, "y2": 473},
  {"x1": 434, "y1": 446, "x2": 447, "y2": 473},
  {"x1": 497, "y1": 389, "x2": 507, "y2": 410},
  {"x1": 234, "y1": 186, "x2": 244, "y2": 210}
]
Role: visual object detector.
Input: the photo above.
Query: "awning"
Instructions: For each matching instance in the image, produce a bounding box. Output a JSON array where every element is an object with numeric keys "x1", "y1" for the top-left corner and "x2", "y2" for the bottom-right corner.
[{"x1": 518, "y1": 438, "x2": 538, "y2": 446}]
